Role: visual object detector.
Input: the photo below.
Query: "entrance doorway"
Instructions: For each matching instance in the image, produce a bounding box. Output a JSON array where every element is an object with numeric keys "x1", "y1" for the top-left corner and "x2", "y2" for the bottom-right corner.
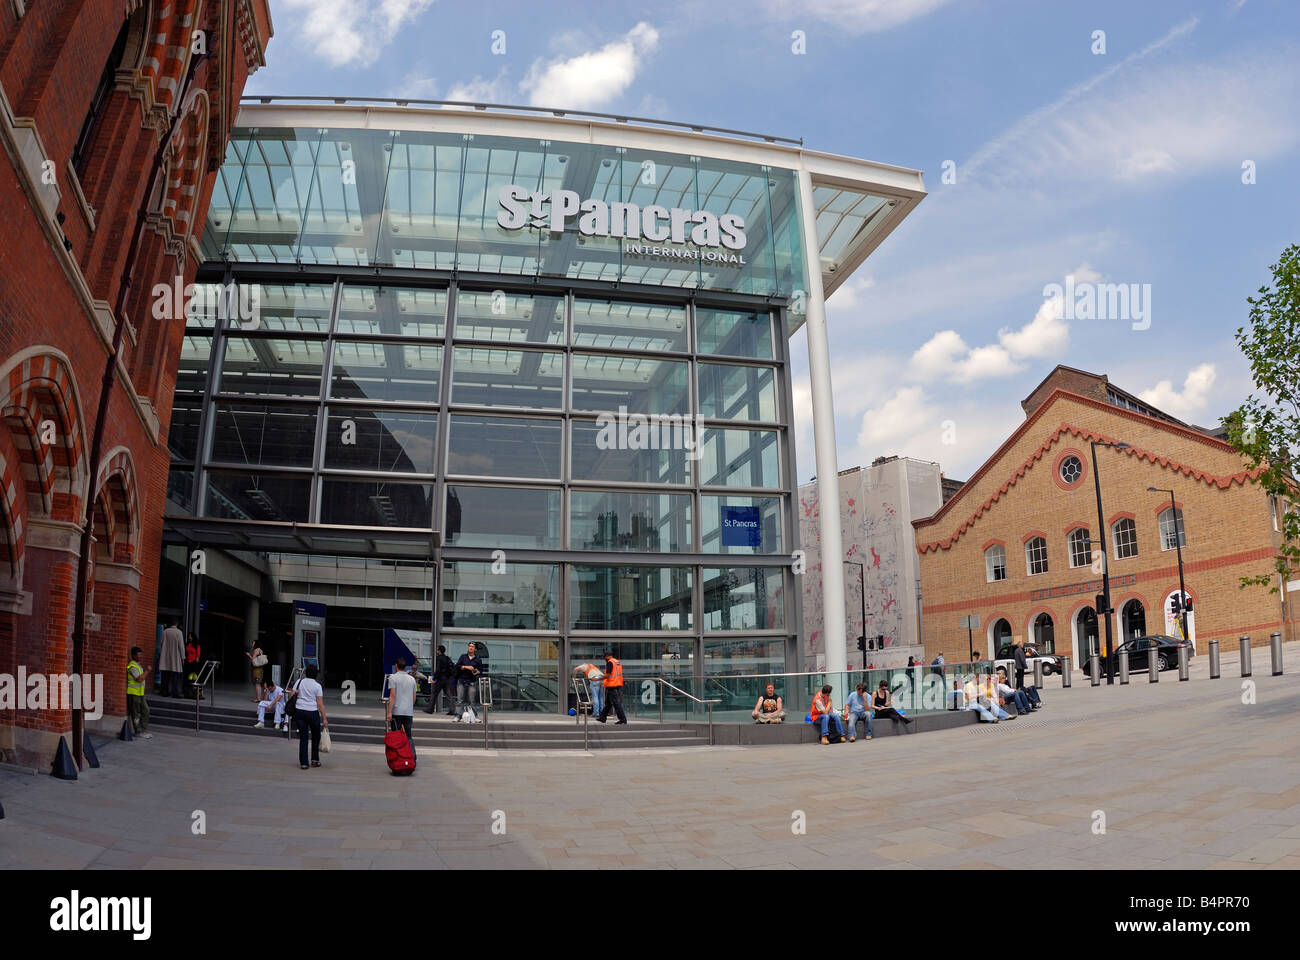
[
  {"x1": 1075, "y1": 606, "x2": 1098, "y2": 664},
  {"x1": 989, "y1": 618, "x2": 1012, "y2": 657},
  {"x1": 1032, "y1": 612, "x2": 1055, "y2": 654},
  {"x1": 1122, "y1": 599, "x2": 1147, "y2": 643}
]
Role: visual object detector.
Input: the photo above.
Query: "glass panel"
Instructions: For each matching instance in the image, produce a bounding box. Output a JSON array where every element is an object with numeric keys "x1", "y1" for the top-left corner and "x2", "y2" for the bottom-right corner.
[
  {"x1": 450, "y1": 346, "x2": 563, "y2": 409},
  {"x1": 700, "y1": 495, "x2": 784, "y2": 555},
  {"x1": 445, "y1": 485, "x2": 561, "y2": 549},
  {"x1": 698, "y1": 362, "x2": 778, "y2": 422},
  {"x1": 702, "y1": 567, "x2": 785, "y2": 630},
  {"x1": 330, "y1": 341, "x2": 442, "y2": 403},
  {"x1": 442, "y1": 561, "x2": 560, "y2": 630},
  {"x1": 204, "y1": 472, "x2": 311, "y2": 522},
  {"x1": 323, "y1": 409, "x2": 438, "y2": 474},
  {"x1": 296, "y1": 129, "x2": 393, "y2": 266},
  {"x1": 454, "y1": 290, "x2": 564, "y2": 343},
  {"x1": 446, "y1": 415, "x2": 562, "y2": 478},
  {"x1": 335, "y1": 285, "x2": 447, "y2": 337},
  {"x1": 210, "y1": 403, "x2": 318, "y2": 467},
  {"x1": 572, "y1": 299, "x2": 687, "y2": 352},
  {"x1": 169, "y1": 336, "x2": 210, "y2": 462},
  {"x1": 570, "y1": 490, "x2": 692, "y2": 552},
  {"x1": 698, "y1": 428, "x2": 780, "y2": 488},
  {"x1": 567, "y1": 639, "x2": 694, "y2": 680},
  {"x1": 696, "y1": 307, "x2": 773, "y2": 358},
  {"x1": 238, "y1": 282, "x2": 334, "y2": 332},
  {"x1": 218, "y1": 336, "x2": 324, "y2": 399},
  {"x1": 570, "y1": 565, "x2": 693, "y2": 631},
  {"x1": 703, "y1": 636, "x2": 785, "y2": 675},
  {"x1": 570, "y1": 420, "x2": 691, "y2": 484},
  {"x1": 319, "y1": 479, "x2": 434, "y2": 527},
  {"x1": 571, "y1": 354, "x2": 688, "y2": 415}
]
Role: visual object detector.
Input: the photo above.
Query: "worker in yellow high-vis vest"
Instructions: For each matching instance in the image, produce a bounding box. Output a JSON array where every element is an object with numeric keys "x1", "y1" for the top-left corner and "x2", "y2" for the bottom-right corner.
[{"x1": 127, "y1": 646, "x2": 154, "y2": 739}]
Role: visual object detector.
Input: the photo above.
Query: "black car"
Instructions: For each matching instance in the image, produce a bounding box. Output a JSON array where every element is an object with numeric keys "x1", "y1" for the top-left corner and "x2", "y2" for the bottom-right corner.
[{"x1": 1104, "y1": 635, "x2": 1192, "y2": 672}]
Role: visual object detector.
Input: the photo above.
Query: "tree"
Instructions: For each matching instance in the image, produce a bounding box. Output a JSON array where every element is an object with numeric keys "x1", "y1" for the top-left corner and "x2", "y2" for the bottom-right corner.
[{"x1": 1223, "y1": 243, "x2": 1300, "y2": 590}]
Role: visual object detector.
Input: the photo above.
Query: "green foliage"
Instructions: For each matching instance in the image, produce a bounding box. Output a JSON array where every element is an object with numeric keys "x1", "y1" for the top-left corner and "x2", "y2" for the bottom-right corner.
[{"x1": 1223, "y1": 243, "x2": 1300, "y2": 590}]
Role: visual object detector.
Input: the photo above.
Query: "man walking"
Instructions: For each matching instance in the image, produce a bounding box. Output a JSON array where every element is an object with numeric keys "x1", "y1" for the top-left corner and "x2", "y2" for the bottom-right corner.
[
  {"x1": 596, "y1": 650, "x2": 627, "y2": 724},
  {"x1": 159, "y1": 618, "x2": 185, "y2": 698},
  {"x1": 387, "y1": 657, "x2": 418, "y2": 761},
  {"x1": 126, "y1": 646, "x2": 153, "y2": 739},
  {"x1": 425, "y1": 644, "x2": 455, "y2": 715}
]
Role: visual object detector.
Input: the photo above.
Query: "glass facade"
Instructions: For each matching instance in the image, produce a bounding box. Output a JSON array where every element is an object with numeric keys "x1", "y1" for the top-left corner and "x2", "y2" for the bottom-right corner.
[{"x1": 170, "y1": 120, "x2": 810, "y2": 705}]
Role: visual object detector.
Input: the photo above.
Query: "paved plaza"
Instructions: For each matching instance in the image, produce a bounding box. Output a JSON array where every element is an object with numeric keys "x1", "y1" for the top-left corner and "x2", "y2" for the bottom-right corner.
[{"x1": 2, "y1": 645, "x2": 1298, "y2": 870}]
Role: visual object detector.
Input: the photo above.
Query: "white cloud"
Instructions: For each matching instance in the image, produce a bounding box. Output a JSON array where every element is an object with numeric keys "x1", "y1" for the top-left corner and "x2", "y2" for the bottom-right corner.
[
  {"x1": 445, "y1": 69, "x2": 513, "y2": 104},
  {"x1": 520, "y1": 22, "x2": 660, "y2": 109},
  {"x1": 857, "y1": 387, "x2": 937, "y2": 449},
  {"x1": 1138, "y1": 363, "x2": 1218, "y2": 420},
  {"x1": 282, "y1": 0, "x2": 433, "y2": 67},
  {"x1": 763, "y1": 0, "x2": 954, "y2": 34},
  {"x1": 996, "y1": 295, "x2": 1069, "y2": 359}
]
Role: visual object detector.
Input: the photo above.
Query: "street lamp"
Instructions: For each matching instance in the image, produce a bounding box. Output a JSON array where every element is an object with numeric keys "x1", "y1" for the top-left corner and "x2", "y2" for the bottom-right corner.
[
  {"x1": 845, "y1": 560, "x2": 867, "y2": 669},
  {"x1": 1090, "y1": 438, "x2": 1130, "y2": 684},
  {"x1": 1148, "y1": 486, "x2": 1188, "y2": 643}
]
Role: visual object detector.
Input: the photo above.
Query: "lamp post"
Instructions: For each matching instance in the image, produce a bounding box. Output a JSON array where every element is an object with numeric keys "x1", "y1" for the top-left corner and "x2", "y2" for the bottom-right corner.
[
  {"x1": 845, "y1": 560, "x2": 867, "y2": 669},
  {"x1": 1090, "y1": 438, "x2": 1130, "y2": 685},
  {"x1": 1148, "y1": 487, "x2": 1188, "y2": 643}
]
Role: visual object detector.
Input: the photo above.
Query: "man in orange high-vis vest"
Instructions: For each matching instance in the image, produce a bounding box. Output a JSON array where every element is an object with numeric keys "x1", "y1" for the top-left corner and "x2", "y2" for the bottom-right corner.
[
  {"x1": 596, "y1": 650, "x2": 627, "y2": 724},
  {"x1": 811, "y1": 684, "x2": 846, "y2": 745}
]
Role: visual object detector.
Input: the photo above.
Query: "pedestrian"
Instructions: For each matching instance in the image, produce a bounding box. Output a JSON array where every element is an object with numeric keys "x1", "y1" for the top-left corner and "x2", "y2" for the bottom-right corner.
[
  {"x1": 185, "y1": 631, "x2": 203, "y2": 700},
  {"x1": 596, "y1": 649, "x2": 627, "y2": 724},
  {"x1": 386, "y1": 657, "x2": 417, "y2": 763},
  {"x1": 246, "y1": 642, "x2": 268, "y2": 702},
  {"x1": 1012, "y1": 638, "x2": 1029, "y2": 691},
  {"x1": 254, "y1": 677, "x2": 287, "y2": 730},
  {"x1": 159, "y1": 618, "x2": 185, "y2": 697},
  {"x1": 574, "y1": 661, "x2": 605, "y2": 716},
  {"x1": 453, "y1": 642, "x2": 484, "y2": 718},
  {"x1": 126, "y1": 646, "x2": 153, "y2": 739},
  {"x1": 424, "y1": 644, "x2": 455, "y2": 715},
  {"x1": 290, "y1": 664, "x2": 328, "y2": 769}
]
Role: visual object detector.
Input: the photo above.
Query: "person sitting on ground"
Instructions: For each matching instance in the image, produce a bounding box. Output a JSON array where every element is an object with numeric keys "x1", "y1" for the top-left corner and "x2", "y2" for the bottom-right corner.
[
  {"x1": 979, "y1": 672, "x2": 1015, "y2": 721},
  {"x1": 752, "y1": 682, "x2": 786, "y2": 724},
  {"x1": 845, "y1": 682, "x2": 873, "y2": 741},
  {"x1": 872, "y1": 679, "x2": 912, "y2": 725},
  {"x1": 254, "y1": 678, "x2": 287, "y2": 730},
  {"x1": 962, "y1": 674, "x2": 1000, "y2": 723},
  {"x1": 994, "y1": 667, "x2": 1037, "y2": 713},
  {"x1": 810, "y1": 684, "x2": 847, "y2": 744}
]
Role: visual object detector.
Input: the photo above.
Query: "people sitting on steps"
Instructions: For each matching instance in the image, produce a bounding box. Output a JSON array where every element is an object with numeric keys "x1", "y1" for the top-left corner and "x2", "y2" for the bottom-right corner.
[
  {"x1": 752, "y1": 681, "x2": 786, "y2": 723},
  {"x1": 810, "y1": 684, "x2": 848, "y2": 744},
  {"x1": 872, "y1": 679, "x2": 912, "y2": 726},
  {"x1": 845, "y1": 682, "x2": 873, "y2": 741}
]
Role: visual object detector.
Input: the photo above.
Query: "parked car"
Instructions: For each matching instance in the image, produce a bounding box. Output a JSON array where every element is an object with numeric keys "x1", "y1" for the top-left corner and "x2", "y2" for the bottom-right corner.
[
  {"x1": 993, "y1": 643, "x2": 1061, "y2": 677},
  {"x1": 1104, "y1": 635, "x2": 1192, "y2": 672}
]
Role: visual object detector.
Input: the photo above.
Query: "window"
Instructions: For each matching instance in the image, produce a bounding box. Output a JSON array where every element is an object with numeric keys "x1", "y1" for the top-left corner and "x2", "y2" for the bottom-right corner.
[
  {"x1": 1112, "y1": 517, "x2": 1138, "y2": 559},
  {"x1": 72, "y1": 17, "x2": 132, "y2": 177},
  {"x1": 1059, "y1": 455, "x2": 1083, "y2": 484},
  {"x1": 1025, "y1": 536, "x2": 1048, "y2": 575},
  {"x1": 1068, "y1": 528, "x2": 1091, "y2": 568},
  {"x1": 1158, "y1": 507, "x2": 1185, "y2": 551},
  {"x1": 985, "y1": 544, "x2": 1006, "y2": 582}
]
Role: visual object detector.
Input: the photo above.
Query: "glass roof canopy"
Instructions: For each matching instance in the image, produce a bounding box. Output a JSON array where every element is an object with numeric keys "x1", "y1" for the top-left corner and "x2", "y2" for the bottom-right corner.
[{"x1": 203, "y1": 103, "x2": 926, "y2": 317}]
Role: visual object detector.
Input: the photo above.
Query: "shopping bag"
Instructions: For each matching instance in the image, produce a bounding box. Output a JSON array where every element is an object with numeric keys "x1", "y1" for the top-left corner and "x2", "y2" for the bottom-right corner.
[{"x1": 320, "y1": 727, "x2": 332, "y2": 753}]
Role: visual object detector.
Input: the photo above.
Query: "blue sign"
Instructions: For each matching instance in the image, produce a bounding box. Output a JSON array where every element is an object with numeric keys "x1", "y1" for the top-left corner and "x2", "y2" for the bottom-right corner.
[{"x1": 721, "y1": 506, "x2": 762, "y2": 548}]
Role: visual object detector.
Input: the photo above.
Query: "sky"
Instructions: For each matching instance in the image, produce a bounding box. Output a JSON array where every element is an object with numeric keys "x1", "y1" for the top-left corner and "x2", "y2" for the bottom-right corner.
[{"x1": 251, "y1": 0, "x2": 1300, "y2": 483}]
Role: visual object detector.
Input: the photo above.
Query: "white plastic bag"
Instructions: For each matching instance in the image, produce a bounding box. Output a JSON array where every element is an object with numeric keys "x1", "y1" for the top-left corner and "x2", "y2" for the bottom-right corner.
[
  {"x1": 320, "y1": 727, "x2": 332, "y2": 753},
  {"x1": 460, "y1": 708, "x2": 478, "y2": 724}
]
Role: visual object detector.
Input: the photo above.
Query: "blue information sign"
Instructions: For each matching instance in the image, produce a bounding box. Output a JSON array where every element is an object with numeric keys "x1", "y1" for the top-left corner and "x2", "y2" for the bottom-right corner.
[{"x1": 721, "y1": 506, "x2": 762, "y2": 548}]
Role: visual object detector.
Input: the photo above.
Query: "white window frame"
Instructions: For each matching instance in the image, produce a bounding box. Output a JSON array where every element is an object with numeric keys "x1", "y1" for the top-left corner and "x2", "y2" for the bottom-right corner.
[
  {"x1": 1025, "y1": 536, "x2": 1048, "y2": 576},
  {"x1": 1158, "y1": 506, "x2": 1185, "y2": 551},
  {"x1": 985, "y1": 544, "x2": 1006, "y2": 583},
  {"x1": 1112, "y1": 517, "x2": 1138, "y2": 559},
  {"x1": 1067, "y1": 528, "x2": 1091, "y2": 568}
]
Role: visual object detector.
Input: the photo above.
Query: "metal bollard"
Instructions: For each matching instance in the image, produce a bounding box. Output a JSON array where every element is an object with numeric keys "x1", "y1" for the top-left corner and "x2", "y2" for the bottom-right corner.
[
  {"x1": 1062, "y1": 655, "x2": 1072, "y2": 688},
  {"x1": 1209, "y1": 638, "x2": 1220, "y2": 679},
  {"x1": 1148, "y1": 639, "x2": 1159, "y2": 683},
  {"x1": 1271, "y1": 632, "x2": 1284, "y2": 676},
  {"x1": 1239, "y1": 635, "x2": 1252, "y2": 678},
  {"x1": 1178, "y1": 644, "x2": 1190, "y2": 681},
  {"x1": 1089, "y1": 654, "x2": 1100, "y2": 686},
  {"x1": 1118, "y1": 648, "x2": 1129, "y2": 685},
  {"x1": 1033, "y1": 660, "x2": 1044, "y2": 688}
]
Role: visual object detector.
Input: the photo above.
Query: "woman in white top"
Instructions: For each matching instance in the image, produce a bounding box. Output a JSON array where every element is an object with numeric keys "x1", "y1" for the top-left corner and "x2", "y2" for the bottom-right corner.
[{"x1": 291, "y1": 664, "x2": 329, "y2": 769}]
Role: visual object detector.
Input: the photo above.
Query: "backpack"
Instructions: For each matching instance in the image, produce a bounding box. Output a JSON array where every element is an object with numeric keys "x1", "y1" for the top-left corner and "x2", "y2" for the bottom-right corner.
[{"x1": 384, "y1": 727, "x2": 415, "y2": 776}]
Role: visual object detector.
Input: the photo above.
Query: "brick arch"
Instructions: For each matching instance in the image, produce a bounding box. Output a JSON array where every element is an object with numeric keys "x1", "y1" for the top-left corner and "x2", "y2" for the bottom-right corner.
[
  {"x1": 0, "y1": 350, "x2": 88, "y2": 520},
  {"x1": 161, "y1": 87, "x2": 209, "y2": 239},
  {"x1": 0, "y1": 436, "x2": 28, "y2": 586},
  {"x1": 93, "y1": 447, "x2": 141, "y2": 566},
  {"x1": 140, "y1": 0, "x2": 204, "y2": 116}
]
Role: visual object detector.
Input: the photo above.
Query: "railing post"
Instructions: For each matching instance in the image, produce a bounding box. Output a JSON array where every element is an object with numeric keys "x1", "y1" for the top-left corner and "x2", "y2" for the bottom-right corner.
[
  {"x1": 658, "y1": 678, "x2": 663, "y2": 724},
  {"x1": 1271, "y1": 632, "x2": 1283, "y2": 676},
  {"x1": 1239, "y1": 635, "x2": 1252, "y2": 678},
  {"x1": 1209, "y1": 638, "x2": 1220, "y2": 679},
  {"x1": 708, "y1": 702, "x2": 713, "y2": 746}
]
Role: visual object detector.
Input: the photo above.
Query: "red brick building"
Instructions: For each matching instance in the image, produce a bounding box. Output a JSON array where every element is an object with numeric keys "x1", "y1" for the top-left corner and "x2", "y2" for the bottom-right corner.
[
  {"x1": 0, "y1": 0, "x2": 271, "y2": 770},
  {"x1": 914, "y1": 367, "x2": 1296, "y2": 667}
]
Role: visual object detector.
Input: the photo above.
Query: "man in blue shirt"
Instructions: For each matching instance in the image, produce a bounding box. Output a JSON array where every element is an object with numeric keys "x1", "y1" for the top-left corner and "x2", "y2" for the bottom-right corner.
[
  {"x1": 845, "y1": 682, "x2": 873, "y2": 741},
  {"x1": 453, "y1": 642, "x2": 485, "y2": 718}
]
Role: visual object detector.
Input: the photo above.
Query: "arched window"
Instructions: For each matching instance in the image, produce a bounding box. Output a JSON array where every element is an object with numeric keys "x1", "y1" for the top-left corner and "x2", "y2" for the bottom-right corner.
[
  {"x1": 1068, "y1": 528, "x2": 1091, "y2": 568},
  {"x1": 1112, "y1": 517, "x2": 1138, "y2": 559},
  {"x1": 1025, "y1": 536, "x2": 1048, "y2": 575},
  {"x1": 1158, "y1": 506, "x2": 1185, "y2": 551},
  {"x1": 985, "y1": 544, "x2": 1006, "y2": 582}
]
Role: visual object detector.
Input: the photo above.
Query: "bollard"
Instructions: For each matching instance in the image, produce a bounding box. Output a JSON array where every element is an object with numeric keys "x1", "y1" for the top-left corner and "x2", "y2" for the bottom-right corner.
[
  {"x1": 1118, "y1": 648, "x2": 1129, "y2": 685},
  {"x1": 1239, "y1": 635, "x2": 1252, "y2": 678},
  {"x1": 1089, "y1": 654, "x2": 1100, "y2": 686},
  {"x1": 1062, "y1": 655, "x2": 1072, "y2": 688},
  {"x1": 1148, "y1": 639, "x2": 1159, "y2": 683},
  {"x1": 1178, "y1": 643, "x2": 1190, "y2": 681},
  {"x1": 1209, "y1": 638, "x2": 1220, "y2": 679},
  {"x1": 1271, "y1": 632, "x2": 1283, "y2": 676},
  {"x1": 1033, "y1": 659, "x2": 1044, "y2": 688}
]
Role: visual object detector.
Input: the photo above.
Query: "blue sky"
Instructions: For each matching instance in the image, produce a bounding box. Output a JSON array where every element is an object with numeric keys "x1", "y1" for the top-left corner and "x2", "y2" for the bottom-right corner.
[{"x1": 255, "y1": 0, "x2": 1300, "y2": 482}]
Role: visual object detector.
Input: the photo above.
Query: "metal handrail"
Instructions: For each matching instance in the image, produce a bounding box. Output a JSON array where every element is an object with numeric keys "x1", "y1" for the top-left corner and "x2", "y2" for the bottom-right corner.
[
  {"x1": 240, "y1": 95, "x2": 804, "y2": 146},
  {"x1": 656, "y1": 677, "x2": 722, "y2": 746}
]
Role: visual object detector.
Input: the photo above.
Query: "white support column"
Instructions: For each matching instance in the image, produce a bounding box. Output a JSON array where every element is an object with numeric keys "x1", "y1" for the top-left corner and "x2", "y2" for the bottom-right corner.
[{"x1": 797, "y1": 170, "x2": 847, "y2": 674}]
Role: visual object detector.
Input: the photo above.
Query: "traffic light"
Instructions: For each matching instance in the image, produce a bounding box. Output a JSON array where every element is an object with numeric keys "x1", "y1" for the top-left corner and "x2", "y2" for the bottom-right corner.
[
  {"x1": 857, "y1": 635, "x2": 866, "y2": 652},
  {"x1": 1170, "y1": 595, "x2": 1182, "y2": 616},
  {"x1": 1184, "y1": 596, "x2": 1193, "y2": 612},
  {"x1": 877, "y1": 634, "x2": 885, "y2": 650},
  {"x1": 1095, "y1": 593, "x2": 1107, "y2": 616}
]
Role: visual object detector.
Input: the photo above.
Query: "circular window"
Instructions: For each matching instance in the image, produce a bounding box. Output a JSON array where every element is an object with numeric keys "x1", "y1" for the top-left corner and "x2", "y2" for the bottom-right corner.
[{"x1": 1059, "y1": 455, "x2": 1083, "y2": 484}]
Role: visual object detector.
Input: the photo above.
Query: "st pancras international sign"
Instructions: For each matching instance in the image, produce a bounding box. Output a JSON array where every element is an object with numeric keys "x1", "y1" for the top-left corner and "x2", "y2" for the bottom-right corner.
[{"x1": 497, "y1": 184, "x2": 749, "y2": 265}]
